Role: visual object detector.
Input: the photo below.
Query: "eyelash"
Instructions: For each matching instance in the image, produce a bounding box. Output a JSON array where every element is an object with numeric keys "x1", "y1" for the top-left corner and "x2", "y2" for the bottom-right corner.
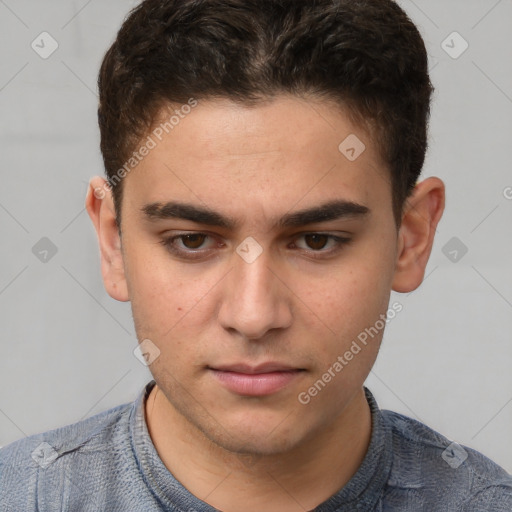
[{"x1": 159, "y1": 232, "x2": 352, "y2": 261}]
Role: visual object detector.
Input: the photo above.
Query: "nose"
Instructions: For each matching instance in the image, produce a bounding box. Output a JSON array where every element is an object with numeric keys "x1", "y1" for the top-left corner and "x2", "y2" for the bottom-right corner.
[{"x1": 217, "y1": 246, "x2": 293, "y2": 341}]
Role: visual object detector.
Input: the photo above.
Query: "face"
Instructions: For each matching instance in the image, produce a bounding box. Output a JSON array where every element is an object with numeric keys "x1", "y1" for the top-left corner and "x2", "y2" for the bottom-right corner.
[{"x1": 111, "y1": 95, "x2": 401, "y2": 455}]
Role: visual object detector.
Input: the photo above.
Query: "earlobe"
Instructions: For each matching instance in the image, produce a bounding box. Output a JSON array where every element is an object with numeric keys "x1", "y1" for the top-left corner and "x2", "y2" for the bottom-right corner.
[
  {"x1": 85, "y1": 176, "x2": 130, "y2": 302},
  {"x1": 392, "y1": 177, "x2": 445, "y2": 293}
]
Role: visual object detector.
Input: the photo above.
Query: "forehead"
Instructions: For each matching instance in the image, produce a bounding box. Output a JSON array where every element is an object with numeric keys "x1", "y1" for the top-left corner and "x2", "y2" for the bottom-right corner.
[{"x1": 122, "y1": 95, "x2": 391, "y2": 226}]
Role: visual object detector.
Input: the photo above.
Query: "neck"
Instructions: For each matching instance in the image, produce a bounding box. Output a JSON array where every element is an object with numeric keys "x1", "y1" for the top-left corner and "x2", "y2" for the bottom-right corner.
[{"x1": 145, "y1": 384, "x2": 372, "y2": 512}]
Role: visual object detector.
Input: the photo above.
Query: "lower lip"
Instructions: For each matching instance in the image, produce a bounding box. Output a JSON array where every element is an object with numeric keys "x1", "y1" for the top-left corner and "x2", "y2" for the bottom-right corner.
[{"x1": 210, "y1": 369, "x2": 303, "y2": 396}]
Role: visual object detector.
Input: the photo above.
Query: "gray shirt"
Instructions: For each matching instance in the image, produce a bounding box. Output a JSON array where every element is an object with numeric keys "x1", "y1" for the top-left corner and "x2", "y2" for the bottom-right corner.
[{"x1": 1, "y1": 380, "x2": 511, "y2": 511}]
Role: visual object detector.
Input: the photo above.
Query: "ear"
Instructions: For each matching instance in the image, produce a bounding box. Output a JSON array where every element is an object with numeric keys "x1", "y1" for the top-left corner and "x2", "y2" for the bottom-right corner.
[
  {"x1": 85, "y1": 176, "x2": 130, "y2": 302},
  {"x1": 392, "y1": 177, "x2": 445, "y2": 293}
]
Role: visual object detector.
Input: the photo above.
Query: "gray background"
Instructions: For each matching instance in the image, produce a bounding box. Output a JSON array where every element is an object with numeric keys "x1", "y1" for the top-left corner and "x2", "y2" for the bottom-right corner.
[{"x1": 1, "y1": 0, "x2": 511, "y2": 472}]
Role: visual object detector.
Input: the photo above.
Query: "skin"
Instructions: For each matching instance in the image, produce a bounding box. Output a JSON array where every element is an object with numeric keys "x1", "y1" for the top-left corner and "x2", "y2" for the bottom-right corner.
[{"x1": 86, "y1": 95, "x2": 445, "y2": 512}]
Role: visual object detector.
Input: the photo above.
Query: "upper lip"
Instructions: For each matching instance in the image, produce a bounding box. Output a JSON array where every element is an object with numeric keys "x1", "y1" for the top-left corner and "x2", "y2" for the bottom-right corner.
[{"x1": 210, "y1": 363, "x2": 303, "y2": 374}]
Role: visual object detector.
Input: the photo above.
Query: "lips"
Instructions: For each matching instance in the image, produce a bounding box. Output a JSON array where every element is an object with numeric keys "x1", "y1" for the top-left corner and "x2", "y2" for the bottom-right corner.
[
  {"x1": 208, "y1": 362, "x2": 305, "y2": 396},
  {"x1": 212, "y1": 363, "x2": 300, "y2": 374}
]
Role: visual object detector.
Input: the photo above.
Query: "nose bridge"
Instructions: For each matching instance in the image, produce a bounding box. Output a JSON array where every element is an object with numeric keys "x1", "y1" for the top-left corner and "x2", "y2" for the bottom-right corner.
[
  {"x1": 218, "y1": 242, "x2": 291, "y2": 339},
  {"x1": 237, "y1": 257, "x2": 270, "y2": 300}
]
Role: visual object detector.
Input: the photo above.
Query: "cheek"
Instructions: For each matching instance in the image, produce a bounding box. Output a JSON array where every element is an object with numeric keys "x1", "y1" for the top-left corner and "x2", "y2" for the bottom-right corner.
[
  {"x1": 129, "y1": 274, "x2": 205, "y2": 340},
  {"x1": 123, "y1": 241, "x2": 185, "y2": 335},
  {"x1": 290, "y1": 256, "x2": 393, "y2": 369},
  {"x1": 124, "y1": 242, "x2": 225, "y2": 357},
  {"x1": 298, "y1": 263, "x2": 389, "y2": 329}
]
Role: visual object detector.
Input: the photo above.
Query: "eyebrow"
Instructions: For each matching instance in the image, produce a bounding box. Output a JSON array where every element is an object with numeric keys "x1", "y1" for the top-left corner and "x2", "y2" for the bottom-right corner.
[{"x1": 141, "y1": 199, "x2": 370, "y2": 231}]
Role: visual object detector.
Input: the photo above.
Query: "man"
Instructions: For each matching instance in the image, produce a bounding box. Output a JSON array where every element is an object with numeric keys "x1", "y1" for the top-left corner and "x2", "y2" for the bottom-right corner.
[{"x1": 1, "y1": 0, "x2": 511, "y2": 510}]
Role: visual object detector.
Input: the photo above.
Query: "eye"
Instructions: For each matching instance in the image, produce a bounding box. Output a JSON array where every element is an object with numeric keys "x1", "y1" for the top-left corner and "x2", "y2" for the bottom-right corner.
[
  {"x1": 173, "y1": 233, "x2": 208, "y2": 250},
  {"x1": 160, "y1": 233, "x2": 214, "y2": 258},
  {"x1": 296, "y1": 234, "x2": 335, "y2": 251},
  {"x1": 292, "y1": 233, "x2": 351, "y2": 258}
]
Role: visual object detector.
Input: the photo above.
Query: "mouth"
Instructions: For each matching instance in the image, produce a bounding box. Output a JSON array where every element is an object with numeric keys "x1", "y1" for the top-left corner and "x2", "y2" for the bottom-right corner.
[{"x1": 207, "y1": 363, "x2": 306, "y2": 396}]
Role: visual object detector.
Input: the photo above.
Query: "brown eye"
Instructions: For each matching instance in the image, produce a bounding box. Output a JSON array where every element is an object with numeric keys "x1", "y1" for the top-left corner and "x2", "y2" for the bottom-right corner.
[
  {"x1": 160, "y1": 232, "x2": 215, "y2": 260},
  {"x1": 304, "y1": 234, "x2": 329, "y2": 250},
  {"x1": 180, "y1": 234, "x2": 207, "y2": 249},
  {"x1": 292, "y1": 233, "x2": 352, "y2": 259}
]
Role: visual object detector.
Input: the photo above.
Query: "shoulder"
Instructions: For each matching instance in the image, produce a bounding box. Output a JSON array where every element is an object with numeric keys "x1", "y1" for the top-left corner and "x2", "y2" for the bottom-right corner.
[
  {"x1": 0, "y1": 400, "x2": 133, "y2": 511},
  {"x1": 381, "y1": 409, "x2": 512, "y2": 511}
]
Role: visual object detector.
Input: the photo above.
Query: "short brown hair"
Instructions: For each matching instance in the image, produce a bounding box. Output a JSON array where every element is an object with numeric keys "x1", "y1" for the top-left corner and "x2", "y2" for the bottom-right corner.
[{"x1": 98, "y1": 0, "x2": 433, "y2": 230}]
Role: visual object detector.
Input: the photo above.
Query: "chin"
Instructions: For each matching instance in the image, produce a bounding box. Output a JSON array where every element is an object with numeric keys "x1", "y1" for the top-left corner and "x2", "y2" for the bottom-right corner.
[
  {"x1": 209, "y1": 429, "x2": 303, "y2": 458},
  {"x1": 200, "y1": 409, "x2": 312, "y2": 458}
]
